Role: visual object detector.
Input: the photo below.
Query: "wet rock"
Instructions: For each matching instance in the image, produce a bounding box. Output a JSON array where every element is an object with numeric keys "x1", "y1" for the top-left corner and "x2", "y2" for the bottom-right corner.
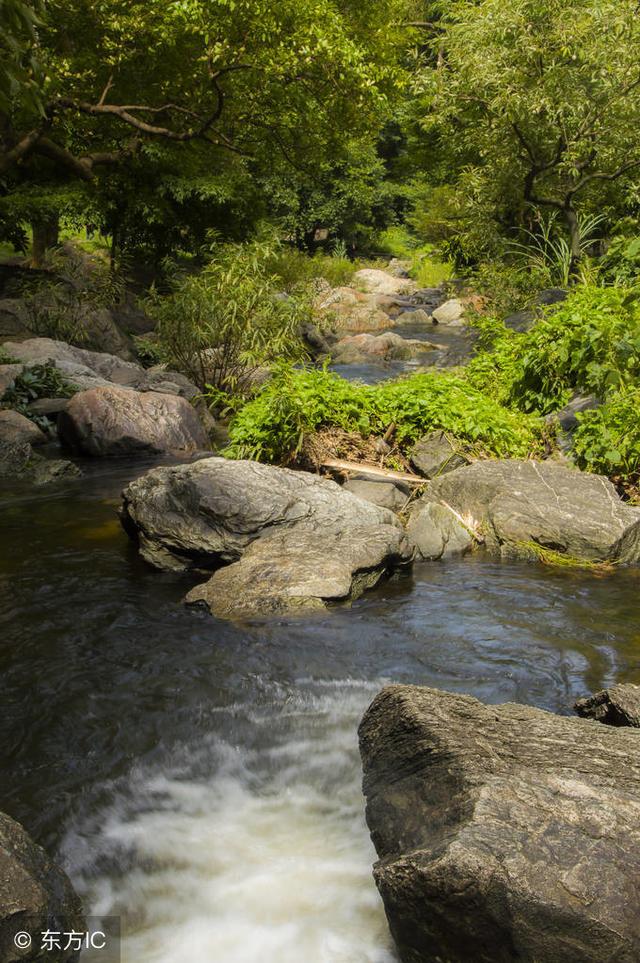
[
  {"x1": 186, "y1": 524, "x2": 407, "y2": 618},
  {"x1": 58, "y1": 385, "x2": 209, "y2": 457},
  {"x1": 0, "y1": 811, "x2": 84, "y2": 962},
  {"x1": 409, "y1": 431, "x2": 470, "y2": 479},
  {"x1": 330, "y1": 332, "x2": 436, "y2": 365},
  {"x1": 342, "y1": 478, "x2": 408, "y2": 512},
  {"x1": 30, "y1": 456, "x2": 82, "y2": 485},
  {"x1": 352, "y1": 269, "x2": 415, "y2": 297},
  {"x1": 0, "y1": 363, "x2": 23, "y2": 397},
  {"x1": 418, "y1": 459, "x2": 640, "y2": 563},
  {"x1": 0, "y1": 438, "x2": 32, "y2": 477},
  {"x1": 0, "y1": 409, "x2": 47, "y2": 447},
  {"x1": 359, "y1": 684, "x2": 640, "y2": 963},
  {"x1": 407, "y1": 501, "x2": 473, "y2": 560},
  {"x1": 432, "y1": 298, "x2": 465, "y2": 325},
  {"x1": 395, "y1": 308, "x2": 432, "y2": 326},
  {"x1": 574, "y1": 683, "x2": 640, "y2": 727},
  {"x1": 121, "y1": 458, "x2": 412, "y2": 616},
  {"x1": 122, "y1": 456, "x2": 410, "y2": 571}
]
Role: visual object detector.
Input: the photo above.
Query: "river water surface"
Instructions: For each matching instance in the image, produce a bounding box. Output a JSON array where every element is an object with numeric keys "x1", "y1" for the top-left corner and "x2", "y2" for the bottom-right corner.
[{"x1": 2, "y1": 462, "x2": 639, "y2": 962}]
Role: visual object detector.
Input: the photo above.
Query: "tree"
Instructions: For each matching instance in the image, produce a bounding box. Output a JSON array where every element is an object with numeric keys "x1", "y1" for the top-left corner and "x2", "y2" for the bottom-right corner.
[
  {"x1": 421, "y1": 0, "x2": 640, "y2": 269},
  {"x1": 0, "y1": 0, "x2": 411, "y2": 260}
]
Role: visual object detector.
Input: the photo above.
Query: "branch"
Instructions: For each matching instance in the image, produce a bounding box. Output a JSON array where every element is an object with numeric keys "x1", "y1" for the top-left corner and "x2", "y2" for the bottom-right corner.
[{"x1": 568, "y1": 159, "x2": 640, "y2": 200}]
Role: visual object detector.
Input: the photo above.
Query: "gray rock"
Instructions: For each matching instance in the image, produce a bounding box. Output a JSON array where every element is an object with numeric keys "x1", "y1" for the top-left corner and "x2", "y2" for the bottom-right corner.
[
  {"x1": 122, "y1": 456, "x2": 409, "y2": 571},
  {"x1": 431, "y1": 298, "x2": 464, "y2": 325},
  {"x1": 58, "y1": 385, "x2": 209, "y2": 457},
  {"x1": 504, "y1": 308, "x2": 536, "y2": 332},
  {"x1": 343, "y1": 478, "x2": 408, "y2": 512},
  {"x1": 419, "y1": 459, "x2": 640, "y2": 563},
  {"x1": 0, "y1": 810, "x2": 84, "y2": 962},
  {"x1": 122, "y1": 458, "x2": 411, "y2": 616},
  {"x1": 537, "y1": 287, "x2": 568, "y2": 306},
  {"x1": 409, "y1": 430, "x2": 470, "y2": 478},
  {"x1": 186, "y1": 524, "x2": 406, "y2": 618},
  {"x1": 2, "y1": 338, "x2": 197, "y2": 399},
  {"x1": 330, "y1": 332, "x2": 436, "y2": 365},
  {"x1": 359, "y1": 684, "x2": 640, "y2": 963},
  {"x1": 407, "y1": 501, "x2": 473, "y2": 560},
  {"x1": 387, "y1": 258, "x2": 412, "y2": 279},
  {"x1": 0, "y1": 409, "x2": 47, "y2": 447},
  {"x1": 575, "y1": 683, "x2": 640, "y2": 727},
  {"x1": 548, "y1": 394, "x2": 600, "y2": 452}
]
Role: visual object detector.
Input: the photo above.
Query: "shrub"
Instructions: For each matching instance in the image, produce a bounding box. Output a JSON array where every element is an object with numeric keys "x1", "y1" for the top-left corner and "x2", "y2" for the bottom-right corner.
[
  {"x1": 147, "y1": 241, "x2": 310, "y2": 393},
  {"x1": 573, "y1": 389, "x2": 640, "y2": 486},
  {"x1": 225, "y1": 365, "x2": 543, "y2": 464}
]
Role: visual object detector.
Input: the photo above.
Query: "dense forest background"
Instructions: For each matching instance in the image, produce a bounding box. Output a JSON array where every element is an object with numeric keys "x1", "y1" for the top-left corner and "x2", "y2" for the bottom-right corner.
[{"x1": 3, "y1": 0, "x2": 640, "y2": 494}]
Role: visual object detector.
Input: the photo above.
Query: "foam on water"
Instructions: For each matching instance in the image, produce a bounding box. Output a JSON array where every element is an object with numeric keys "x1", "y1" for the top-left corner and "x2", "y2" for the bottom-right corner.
[{"x1": 63, "y1": 680, "x2": 397, "y2": 963}]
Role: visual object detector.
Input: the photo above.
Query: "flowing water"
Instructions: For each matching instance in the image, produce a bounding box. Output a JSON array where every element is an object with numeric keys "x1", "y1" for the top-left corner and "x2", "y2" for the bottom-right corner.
[{"x1": 2, "y1": 462, "x2": 640, "y2": 962}]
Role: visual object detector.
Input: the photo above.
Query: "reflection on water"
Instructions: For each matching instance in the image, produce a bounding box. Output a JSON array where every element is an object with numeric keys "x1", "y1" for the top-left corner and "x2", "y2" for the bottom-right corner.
[{"x1": 1, "y1": 463, "x2": 639, "y2": 962}]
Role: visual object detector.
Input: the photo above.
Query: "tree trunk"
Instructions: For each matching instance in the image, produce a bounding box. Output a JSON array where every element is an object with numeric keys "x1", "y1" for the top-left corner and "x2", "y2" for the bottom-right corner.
[
  {"x1": 564, "y1": 205, "x2": 581, "y2": 279},
  {"x1": 31, "y1": 215, "x2": 60, "y2": 267}
]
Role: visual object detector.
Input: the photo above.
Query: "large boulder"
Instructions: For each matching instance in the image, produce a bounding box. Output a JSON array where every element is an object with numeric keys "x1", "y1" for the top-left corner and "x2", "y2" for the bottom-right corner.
[
  {"x1": 0, "y1": 810, "x2": 84, "y2": 962},
  {"x1": 121, "y1": 458, "x2": 412, "y2": 616},
  {"x1": 58, "y1": 385, "x2": 209, "y2": 457},
  {"x1": 352, "y1": 269, "x2": 415, "y2": 297},
  {"x1": 343, "y1": 478, "x2": 408, "y2": 513},
  {"x1": 359, "y1": 684, "x2": 640, "y2": 963},
  {"x1": 432, "y1": 298, "x2": 465, "y2": 325},
  {"x1": 0, "y1": 364, "x2": 23, "y2": 398},
  {"x1": 575, "y1": 683, "x2": 640, "y2": 727},
  {"x1": 416, "y1": 459, "x2": 640, "y2": 563},
  {"x1": 186, "y1": 524, "x2": 407, "y2": 618}
]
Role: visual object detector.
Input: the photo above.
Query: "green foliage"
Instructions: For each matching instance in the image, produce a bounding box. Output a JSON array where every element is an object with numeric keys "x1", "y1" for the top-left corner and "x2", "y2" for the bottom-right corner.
[
  {"x1": 267, "y1": 249, "x2": 360, "y2": 292},
  {"x1": 416, "y1": 0, "x2": 640, "y2": 263},
  {"x1": 508, "y1": 212, "x2": 606, "y2": 288},
  {"x1": 468, "y1": 287, "x2": 640, "y2": 415},
  {"x1": 573, "y1": 389, "x2": 640, "y2": 484},
  {"x1": 0, "y1": 0, "x2": 43, "y2": 114},
  {"x1": 225, "y1": 365, "x2": 543, "y2": 463},
  {"x1": 147, "y1": 241, "x2": 310, "y2": 393},
  {"x1": 0, "y1": 347, "x2": 18, "y2": 365},
  {"x1": 2, "y1": 363, "x2": 76, "y2": 427}
]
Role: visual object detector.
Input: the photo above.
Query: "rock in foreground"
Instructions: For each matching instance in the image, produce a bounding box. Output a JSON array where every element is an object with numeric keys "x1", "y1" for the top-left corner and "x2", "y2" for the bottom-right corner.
[
  {"x1": 0, "y1": 810, "x2": 84, "y2": 961},
  {"x1": 122, "y1": 457, "x2": 411, "y2": 617},
  {"x1": 359, "y1": 684, "x2": 640, "y2": 963},
  {"x1": 58, "y1": 385, "x2": 209, "y2": 456},
  {"x1": 575, "y1": 683, "x2": 640, "y2": 727},
  {"x1": 418, "y1": 459, "x2": 640, "y2": 563}
]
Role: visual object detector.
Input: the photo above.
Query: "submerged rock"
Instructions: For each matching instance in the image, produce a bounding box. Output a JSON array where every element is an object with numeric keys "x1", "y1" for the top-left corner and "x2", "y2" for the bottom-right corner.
[
  {"x1": 575, "y1": 683, "x2": 640, "y2": 727},
  {"x1": 58, "y1": 385, "x2": 209, "y2": 457},
  {"x1": 359, "y1": 684, "x2": 640, "y2": 963},
  {"x1": 121, "y1": 457, "x2": 411, "y2": 617},
  {"x1": 417, "y1": 459, "x2": 640, "y2": 563},
  {"x1": 0, "y1": 810, "x2": 84, "y2": 961}
]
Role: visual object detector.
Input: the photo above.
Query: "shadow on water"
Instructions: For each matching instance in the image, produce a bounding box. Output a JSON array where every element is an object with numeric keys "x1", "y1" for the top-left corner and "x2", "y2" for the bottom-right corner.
[{"x1": 1, "y1": 461, "x2": 639, "y2": 961}]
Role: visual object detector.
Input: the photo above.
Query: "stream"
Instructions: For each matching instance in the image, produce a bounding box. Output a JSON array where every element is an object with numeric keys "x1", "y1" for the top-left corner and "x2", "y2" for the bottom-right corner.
[{"x1": 2, "y1": 462, "x2": 640, "y2": 962}]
